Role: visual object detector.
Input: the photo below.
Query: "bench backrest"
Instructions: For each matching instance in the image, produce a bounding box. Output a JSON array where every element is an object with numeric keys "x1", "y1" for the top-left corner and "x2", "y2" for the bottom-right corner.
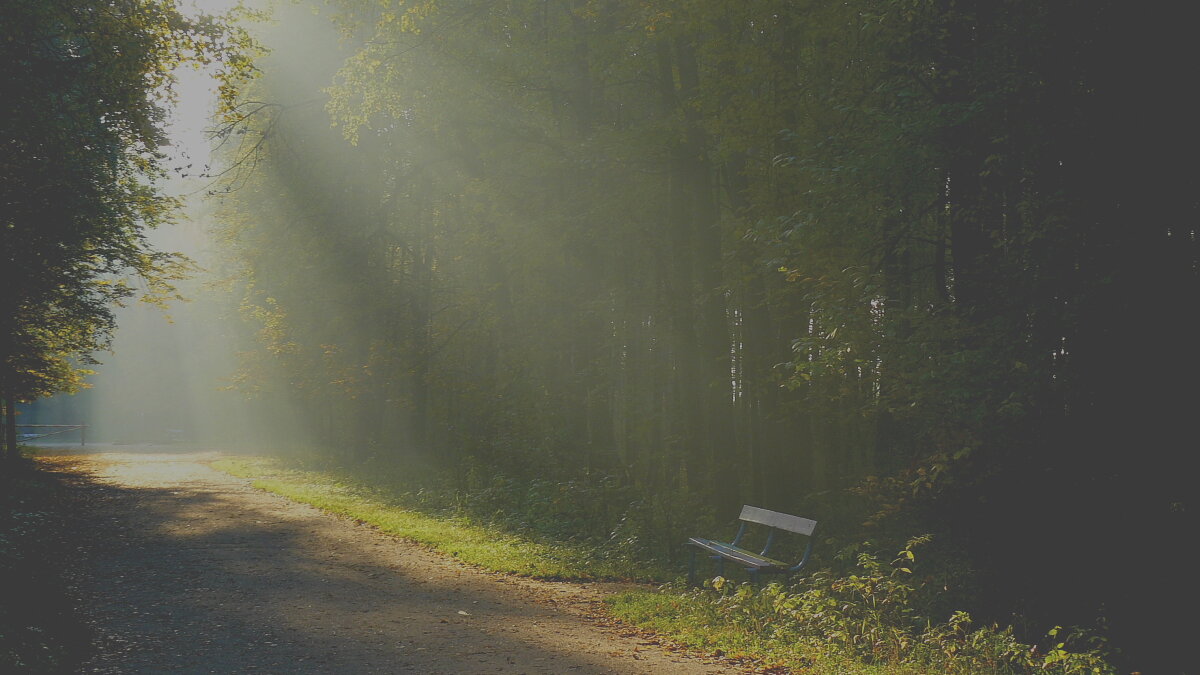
[{"x1": 739, "y1": 505, "x2": 817, "y2": 536}]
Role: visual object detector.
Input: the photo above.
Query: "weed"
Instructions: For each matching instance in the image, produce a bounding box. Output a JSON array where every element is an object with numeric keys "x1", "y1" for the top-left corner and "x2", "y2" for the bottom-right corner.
[{"x1": 610, "y1": 537, "x2": 1115, "y2": 674}]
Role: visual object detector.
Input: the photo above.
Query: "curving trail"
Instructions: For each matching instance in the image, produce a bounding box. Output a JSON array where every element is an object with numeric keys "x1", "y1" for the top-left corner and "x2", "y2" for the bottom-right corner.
[{"x1": 37, "y1": 448, "x2": 746, "y2": 674}]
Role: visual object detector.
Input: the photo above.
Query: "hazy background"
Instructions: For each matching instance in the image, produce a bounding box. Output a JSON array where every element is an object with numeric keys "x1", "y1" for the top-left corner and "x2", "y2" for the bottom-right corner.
[
  {"x1": 15, "y1": 1, "x2": 1196, "y2": 670},
  {"x1": 23, "y1": 0, "x2": 279, "y2": 445}
]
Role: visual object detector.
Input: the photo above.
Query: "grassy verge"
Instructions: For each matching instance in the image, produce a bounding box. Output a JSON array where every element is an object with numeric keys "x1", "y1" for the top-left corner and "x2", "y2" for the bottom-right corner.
[
  {"x1": 211, "y1": 456, "x2": 1115, "y2": 675},
  {"x1": 210, "y1": 456, "x2": 656, "y2": 580},
  {"x1": 607, "y1": 562, "x2": 1116, "y2": 675},
  {"x1": 605, "y1": 588, "x2": 869, "y2": 674},
  {"x1": 605, "y1": 585, "x2": 955, "y2": 675}
]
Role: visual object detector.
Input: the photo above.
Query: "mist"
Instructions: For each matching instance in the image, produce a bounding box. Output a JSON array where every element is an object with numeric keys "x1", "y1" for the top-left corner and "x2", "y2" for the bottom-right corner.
[
  {"x1": 8, "y1": 0, "x2": 1195, "y2": 671},
  {"x1": 24, "y1": 0, "x2": 340, "y2": 449}
]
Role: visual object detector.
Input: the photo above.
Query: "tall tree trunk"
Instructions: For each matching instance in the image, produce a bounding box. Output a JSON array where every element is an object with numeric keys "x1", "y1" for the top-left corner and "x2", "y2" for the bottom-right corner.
[
  {"x1": 1, "y1": 395, "x2": 8, "y2": 460},
  {"x1": 3, "y1": 390, "x2": 17, "y2": 460},
  {"x1": 676, "y1": 37, "x2": 738, "y2": 508}
]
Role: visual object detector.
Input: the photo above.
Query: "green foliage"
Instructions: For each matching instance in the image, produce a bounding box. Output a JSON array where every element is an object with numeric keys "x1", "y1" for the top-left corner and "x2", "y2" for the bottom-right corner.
[
  {"x1": 0, "y1": 0, "x2": 254, "y2": 441},
  {"x1": 611, "y1": 538, "x2": 1115, "y2": 674}
]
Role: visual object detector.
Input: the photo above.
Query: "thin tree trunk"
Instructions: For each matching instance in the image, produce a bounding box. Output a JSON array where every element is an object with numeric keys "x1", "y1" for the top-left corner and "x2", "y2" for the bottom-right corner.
[
  {"x1": 3, "y1": 391, "x2": 17, "y2": 460},
  {"x1": 1, "y1": 395, "x2": 8, "y2": 460}
]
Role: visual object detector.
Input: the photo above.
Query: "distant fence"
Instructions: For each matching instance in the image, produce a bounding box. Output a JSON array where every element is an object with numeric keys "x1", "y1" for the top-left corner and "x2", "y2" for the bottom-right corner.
[{"x1": 16, "y1": 424, "x2": 87, "y2": 445}]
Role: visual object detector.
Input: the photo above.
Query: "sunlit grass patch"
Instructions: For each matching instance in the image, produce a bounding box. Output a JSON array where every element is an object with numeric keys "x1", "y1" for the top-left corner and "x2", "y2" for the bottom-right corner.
[
  {"x1": 608, "y1": 569, "x2": 1115, "y2": 675},
  {"x1": 210, "y1": 456, "x2": 646, "y2": 580},
  {"x1": 210, "y1": 456, "x2": 299, "y2": 482},
  {"x1": 605, "y1": 587, "x2": 879, "y2": 675}
]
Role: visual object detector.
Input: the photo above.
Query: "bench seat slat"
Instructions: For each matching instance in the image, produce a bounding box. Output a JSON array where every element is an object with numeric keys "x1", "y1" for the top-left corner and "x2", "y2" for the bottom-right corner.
[
  {"x1": 738, "y1": 505, "x2": 817, "y2": 535},
  {"x1": 686, "y1": 506, "x2": 817, "y2": 585},
  {"x1": 687, "y1": 537, "x2": 789, "y2": 570}
]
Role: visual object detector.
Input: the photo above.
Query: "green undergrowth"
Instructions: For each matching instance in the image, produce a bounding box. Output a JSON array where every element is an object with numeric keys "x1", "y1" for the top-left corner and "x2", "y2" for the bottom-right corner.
[
  {"x1": 210, "y1": 456, "x2": 661, "y2": 580},
  {"x1": 608, "y1": 537, "x2": 1115, "y2": 675}
]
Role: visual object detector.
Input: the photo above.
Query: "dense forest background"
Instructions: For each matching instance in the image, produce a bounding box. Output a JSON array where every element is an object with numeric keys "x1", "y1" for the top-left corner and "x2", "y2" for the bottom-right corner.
[
  {"x1": 202, "y1": 1, "x2": 1196, "y2": 669},
  {"x1": 5, "y1": 0, "x2": 1196, "y2": 671}
]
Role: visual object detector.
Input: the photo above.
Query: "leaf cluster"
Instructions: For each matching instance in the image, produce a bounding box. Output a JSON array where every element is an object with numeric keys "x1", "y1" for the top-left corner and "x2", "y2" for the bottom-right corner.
[{"x1": 0, "y1": 0, "x2": 251, "y2": 407}]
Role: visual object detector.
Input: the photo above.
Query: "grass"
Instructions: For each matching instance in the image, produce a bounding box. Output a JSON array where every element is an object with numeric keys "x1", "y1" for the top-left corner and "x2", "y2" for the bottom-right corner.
[
  {"x1": 210, "y1": 455, "x2": 856, "y2": 671},
  {"x1": 605, "y1": 587, "x2": 925, "y2": 675},
  {"x1": 607, "y1": 571, "x2": 1115, "y2": 675},
  {"x1": 210, "y1": 456, "x2": 1116, "y2": 675},
  {"x1": 210, "y1": 456, "x2": 653, "y2": 581}
]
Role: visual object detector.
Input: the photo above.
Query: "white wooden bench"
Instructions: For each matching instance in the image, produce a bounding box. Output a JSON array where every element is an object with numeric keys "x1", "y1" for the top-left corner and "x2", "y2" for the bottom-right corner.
[{"x1": 686, "y1": 505, "x2": 817, "y2": 585}]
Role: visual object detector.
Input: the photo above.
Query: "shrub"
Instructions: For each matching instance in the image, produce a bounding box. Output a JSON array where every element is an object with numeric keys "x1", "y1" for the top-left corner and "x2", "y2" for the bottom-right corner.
[{"x1": 669, "y1": 536, "x2": 1115, "y2": 674}]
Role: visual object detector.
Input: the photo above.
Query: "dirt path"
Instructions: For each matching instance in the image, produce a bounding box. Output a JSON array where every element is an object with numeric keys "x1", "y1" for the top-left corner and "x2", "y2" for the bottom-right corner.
[{"x1": 37, "y1": 448, "x2": 748, "y2": 674}]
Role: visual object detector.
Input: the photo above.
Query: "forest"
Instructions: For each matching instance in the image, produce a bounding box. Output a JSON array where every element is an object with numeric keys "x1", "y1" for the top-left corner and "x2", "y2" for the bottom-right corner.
[{"x1": 2, "y1": 0, "x2": 1196, "y2": 673}]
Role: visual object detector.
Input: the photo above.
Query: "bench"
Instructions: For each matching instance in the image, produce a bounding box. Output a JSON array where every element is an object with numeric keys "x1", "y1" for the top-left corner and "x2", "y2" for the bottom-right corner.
[{"x1": 686, "y1": 505, "x2": 817, "y2": 585}]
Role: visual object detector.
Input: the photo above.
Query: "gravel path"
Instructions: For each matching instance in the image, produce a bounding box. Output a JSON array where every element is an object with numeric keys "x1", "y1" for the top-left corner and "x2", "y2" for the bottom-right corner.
[{"x1": 37, "y1": 448, "x2": 747, "y2": 674}]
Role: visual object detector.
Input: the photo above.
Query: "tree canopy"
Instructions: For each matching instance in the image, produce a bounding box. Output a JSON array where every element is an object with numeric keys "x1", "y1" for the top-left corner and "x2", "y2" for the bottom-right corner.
[{"x1": 0, "y1": 0, "x2": 251, "y2": 456}]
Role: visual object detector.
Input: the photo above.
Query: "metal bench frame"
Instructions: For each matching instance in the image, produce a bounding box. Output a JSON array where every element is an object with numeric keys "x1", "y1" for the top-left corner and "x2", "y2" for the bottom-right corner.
[{"x1": 686, "y1": 505, "x2": 817, "y2": 585}]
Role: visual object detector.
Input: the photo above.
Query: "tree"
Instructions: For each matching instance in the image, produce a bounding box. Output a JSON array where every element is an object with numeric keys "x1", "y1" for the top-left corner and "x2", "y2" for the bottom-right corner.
[{"x1": 0, "y1": 0, "x2": 251, "y2": 459}]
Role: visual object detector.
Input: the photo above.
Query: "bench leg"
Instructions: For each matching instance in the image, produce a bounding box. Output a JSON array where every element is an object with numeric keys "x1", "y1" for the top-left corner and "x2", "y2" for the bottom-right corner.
[{"x1": 688, "y1": 549, "x2": 697, "y2": 586}]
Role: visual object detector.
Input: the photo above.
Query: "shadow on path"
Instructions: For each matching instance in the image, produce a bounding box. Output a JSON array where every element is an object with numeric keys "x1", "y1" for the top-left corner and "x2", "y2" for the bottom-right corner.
[{"x1": 38, "y1": 450, "x2": 735, "y2": 675}]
